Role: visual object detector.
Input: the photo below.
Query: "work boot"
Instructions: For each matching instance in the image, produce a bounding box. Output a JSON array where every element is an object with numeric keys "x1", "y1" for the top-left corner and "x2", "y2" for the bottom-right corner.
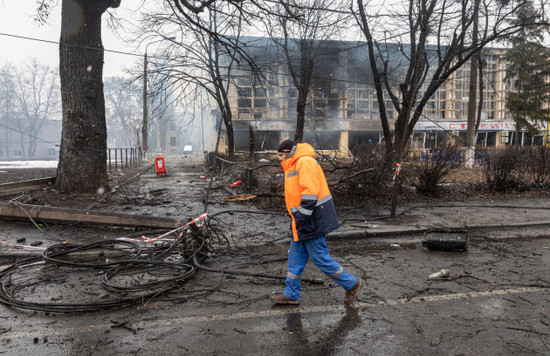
[
  {"x1": 271, "y1": 294, "x2": 300, "y2": 305},
  {"x1": 344, "y1": 279, "x2": 363, "y2": 304}
]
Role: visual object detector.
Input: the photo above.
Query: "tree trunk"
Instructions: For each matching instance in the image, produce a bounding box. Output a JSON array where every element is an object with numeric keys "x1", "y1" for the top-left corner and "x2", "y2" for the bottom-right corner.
[
  {"x1": 294, "y1": 90, "x2": 306, "y2": 143},
  {"x1": 19, "y1": 132, "x2": 26, "y2": 158},
  {"x1": 3, "y1": 123, "x2": 8, "y2": 159},
  {"x1": 28, "y1": 137, "x2": 37, "y2": 158},
  {"x1": 56, "y1": 0, "x2": 116, "y2": 193},
  {"x1": 248, "y1": 124, "x2": 255, "y2": 164},
  {"x1": 224, "y1": 113, "x2": 235, "y2": 158},
  {"x1": 465, "y1": 0, "x2": 480, "y2": 168},
  {"x1": 390, "y1": 125, "x2": 408, "y2": 218},
  {"x1": 293, "y1": 47, "x2": 313, "y2": 144},
  {"x1": 3, "y1": 99, "x2": 9, "y2": 158}
]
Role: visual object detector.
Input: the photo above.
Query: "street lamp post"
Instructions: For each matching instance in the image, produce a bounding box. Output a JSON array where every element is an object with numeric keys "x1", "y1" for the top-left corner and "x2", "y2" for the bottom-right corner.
[
  {"x1": 142, "y1": 37, "x2": 175, "y2": 158},
  {"x1": 142, "y1": 49, "x2": 148, "y2": 158}
]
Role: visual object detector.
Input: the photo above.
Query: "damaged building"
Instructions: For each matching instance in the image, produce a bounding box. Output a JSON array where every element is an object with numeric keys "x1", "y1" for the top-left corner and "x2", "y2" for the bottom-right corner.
[{"x1": 219, "y1": 37, "x2": 546, "y2": 154}]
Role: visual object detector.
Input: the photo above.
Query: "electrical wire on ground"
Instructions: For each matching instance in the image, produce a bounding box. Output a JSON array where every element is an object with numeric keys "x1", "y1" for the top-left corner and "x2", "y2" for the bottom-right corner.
[{"x1": 0, "y1": 213, "x2": 304, "y2": 313}]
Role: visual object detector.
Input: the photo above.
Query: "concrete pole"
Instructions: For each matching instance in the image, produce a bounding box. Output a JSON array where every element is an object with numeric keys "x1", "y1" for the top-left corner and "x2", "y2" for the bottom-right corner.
[{"x1": 141, "y1": 50, "x2": 148, "y2": 159}]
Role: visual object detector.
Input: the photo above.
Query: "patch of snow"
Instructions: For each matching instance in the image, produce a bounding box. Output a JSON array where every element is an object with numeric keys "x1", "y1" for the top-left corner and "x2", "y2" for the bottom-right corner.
[{"x1": 0, "y1": 160, "x2": 58, "y2": 169}]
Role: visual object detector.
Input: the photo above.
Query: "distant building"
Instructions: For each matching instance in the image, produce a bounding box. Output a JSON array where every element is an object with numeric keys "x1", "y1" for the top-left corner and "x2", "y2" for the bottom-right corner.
[
  {"x1": 165, "y1": 119, "x2": 181, "y2": 154},
  {"x1": 0, "y1": 119, "x2": 61, "y2": 161},
  {"x1": 150, "y1": 117, "x2": 181, "y2": 155},
  {"x1": 221, "y1": 37, "x2": 546, "y2": 154}
]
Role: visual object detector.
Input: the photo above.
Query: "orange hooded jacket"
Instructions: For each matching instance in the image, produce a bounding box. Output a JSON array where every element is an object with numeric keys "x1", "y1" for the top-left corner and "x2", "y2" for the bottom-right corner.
[{"x1": 280, "y1": 143, "x2": 339, "y2": 241}]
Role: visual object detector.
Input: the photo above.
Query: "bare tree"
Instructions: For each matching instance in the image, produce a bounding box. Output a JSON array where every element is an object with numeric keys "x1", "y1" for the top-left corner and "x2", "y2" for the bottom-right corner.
[
  {"x1": 0, "y1": 64, "x2": 16, "y2": 159},
  {"x1": 54, "y1": 0, "x2": 122, "y2": 193},
  {"x1": 465, "y1": 0, "x2": 482, "y2": 167},
  {"x1": 352, "y1": 0, "x2": 542, "y2": 216},
  {"x1": 31, "y1": 0, "x2": 262, "y2": 192},
  {"x1": 261, "y1": 0, "x2": 350, "y2": 142},
  {"x1": 104, "y1": 76, "x2": 142, "y2": 147},
  {"x1": 139, "y1": 1, "x2": 249, "y2": 157},
  {"x1": 11, "y1": 59, "x2": 61, "y2": 158},
  {"x1": 0, "y1": 61, "x2": 60, "y2": 159}
]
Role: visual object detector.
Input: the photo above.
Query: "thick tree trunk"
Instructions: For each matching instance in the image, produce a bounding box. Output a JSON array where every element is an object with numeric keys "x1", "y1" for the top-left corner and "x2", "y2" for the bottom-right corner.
[{"x1": 56, "y1": 0, "x2": 116, "y2": 193}]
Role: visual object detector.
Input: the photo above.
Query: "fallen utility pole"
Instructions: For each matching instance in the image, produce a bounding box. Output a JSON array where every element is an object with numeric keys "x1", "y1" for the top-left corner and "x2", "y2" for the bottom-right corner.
[
  {"x1": 0, "y1": 177, "x2": 56, "y2": 197},
  {"x1": 0, "y1": 202, "x2": 183, "y2": 229}
]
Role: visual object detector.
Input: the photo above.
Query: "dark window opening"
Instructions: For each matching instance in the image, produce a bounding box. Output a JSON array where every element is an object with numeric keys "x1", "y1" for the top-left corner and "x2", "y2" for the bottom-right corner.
[
  {"x1": 303, "y1": 130, "x2": 340, "y2": 150},
  {"x1": 254, "y1": 99, "x2": 267, "y2": 107},
  {"x1": 238, "y1": 98, "x2": 252, "y2": 108},
  {"x1": 234, "y1": 130, "x2": 281, "y2": 151},
  {"x1": 254, "y1": 88, "x2": 267, "y2": 97}
]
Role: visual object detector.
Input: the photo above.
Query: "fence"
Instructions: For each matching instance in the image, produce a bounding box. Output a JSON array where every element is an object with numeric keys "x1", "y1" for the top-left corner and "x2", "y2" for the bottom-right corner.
[
  {"x1": 107, "y1": 147, "x2": 143, "y2": 172},
  {"x1": 144, "y1": 147, "x2": 165, "y2": 160}
]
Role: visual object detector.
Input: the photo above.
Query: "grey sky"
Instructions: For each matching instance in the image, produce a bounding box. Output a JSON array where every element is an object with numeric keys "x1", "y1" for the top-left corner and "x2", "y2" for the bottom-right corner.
[{"x1": 0, "y1": 1, "x2": 139, "y2": 77}]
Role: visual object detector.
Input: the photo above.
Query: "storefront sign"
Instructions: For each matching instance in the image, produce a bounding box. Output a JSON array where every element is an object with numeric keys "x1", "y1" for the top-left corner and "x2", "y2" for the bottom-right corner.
[{"x1": 414, "y1": 120, "x2": 547, "y2": 131}]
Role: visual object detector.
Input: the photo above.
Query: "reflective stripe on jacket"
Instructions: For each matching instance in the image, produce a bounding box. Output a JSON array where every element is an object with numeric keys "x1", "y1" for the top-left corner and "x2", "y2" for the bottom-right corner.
[{"x1": 281, "y1": 143, "x2": 339, "y2": 241}]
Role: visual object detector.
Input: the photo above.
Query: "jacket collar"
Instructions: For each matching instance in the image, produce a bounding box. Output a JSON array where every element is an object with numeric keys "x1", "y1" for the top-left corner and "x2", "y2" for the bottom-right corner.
[{"x1": 280, "y1": 143, "x2": 315, "y2": 170}]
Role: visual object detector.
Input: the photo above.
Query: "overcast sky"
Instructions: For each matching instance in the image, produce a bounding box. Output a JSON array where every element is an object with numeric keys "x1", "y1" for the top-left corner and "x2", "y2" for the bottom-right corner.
[{"x1": 0, "y1": 1, "x2": 140, "y2": 78}]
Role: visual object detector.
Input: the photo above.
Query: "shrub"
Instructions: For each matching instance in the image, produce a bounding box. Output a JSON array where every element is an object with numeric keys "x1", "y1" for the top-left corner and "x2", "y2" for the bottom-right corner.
[
  {"x1": 483, "y1": 146, "x2": 528, "y2": 191},
  {"x1": 526, "y1": 146, "x2": 550, "y2": 185},
  {"x1": 328, "y1": 144, "x2": 394, "y2": 203},
  {"x1": 412, "y1": 142, "x2": 462, "y2": 196}
]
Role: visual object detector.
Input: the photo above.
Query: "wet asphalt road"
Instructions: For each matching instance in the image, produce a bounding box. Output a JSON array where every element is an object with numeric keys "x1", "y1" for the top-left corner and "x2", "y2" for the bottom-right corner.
[{"x1": 1, "y1": 233, "x2": 549, "y2": 355}]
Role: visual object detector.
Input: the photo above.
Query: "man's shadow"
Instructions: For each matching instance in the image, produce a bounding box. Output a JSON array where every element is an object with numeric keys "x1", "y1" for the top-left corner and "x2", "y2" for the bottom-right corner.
[{"x1": 285, "y1": 306, "x2": 362, "y2": 356}]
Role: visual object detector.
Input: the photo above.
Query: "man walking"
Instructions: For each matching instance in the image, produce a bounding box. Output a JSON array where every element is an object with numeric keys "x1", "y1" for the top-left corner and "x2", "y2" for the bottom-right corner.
[{"x1": 271, "y1": 140, "x2": 362, "y2": 305}]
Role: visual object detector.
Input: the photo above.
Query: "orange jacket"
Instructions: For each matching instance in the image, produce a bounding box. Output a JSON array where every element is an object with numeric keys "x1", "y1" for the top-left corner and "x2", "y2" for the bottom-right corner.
[{"x1": 281, "y1": 143, "x2": 339, "y2": 241}]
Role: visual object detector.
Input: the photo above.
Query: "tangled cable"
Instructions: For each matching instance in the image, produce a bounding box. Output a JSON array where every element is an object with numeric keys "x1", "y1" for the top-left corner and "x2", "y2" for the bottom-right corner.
[
  {"x1": 0, "y1": 211, "x2": 325, "y2": 313},
  {"x1": 0, "y1": 213, "x2": 232, "y2": 313}
]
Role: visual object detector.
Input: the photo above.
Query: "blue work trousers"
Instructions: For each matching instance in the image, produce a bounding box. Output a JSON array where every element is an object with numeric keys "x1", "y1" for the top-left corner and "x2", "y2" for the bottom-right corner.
[{"x1": 283, "y1": 235, "x2": 357, "y2": 301}]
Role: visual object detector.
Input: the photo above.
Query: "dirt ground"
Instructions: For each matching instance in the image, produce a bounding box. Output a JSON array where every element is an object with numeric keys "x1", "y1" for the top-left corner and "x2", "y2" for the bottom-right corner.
[{"x1": 1, "y1": 156, "x2": 549, "y2": 355}]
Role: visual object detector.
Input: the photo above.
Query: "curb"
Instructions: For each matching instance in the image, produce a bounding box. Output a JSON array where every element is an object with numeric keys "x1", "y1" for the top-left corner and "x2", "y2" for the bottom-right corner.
[{"x1": 331, "y1": 220, "x2": 550, "y2": 241}]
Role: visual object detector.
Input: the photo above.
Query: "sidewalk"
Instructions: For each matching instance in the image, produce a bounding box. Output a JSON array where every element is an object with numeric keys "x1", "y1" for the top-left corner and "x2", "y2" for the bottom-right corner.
[{"x1": 334, "y1": 201, "x2": 550, "y2": 241}]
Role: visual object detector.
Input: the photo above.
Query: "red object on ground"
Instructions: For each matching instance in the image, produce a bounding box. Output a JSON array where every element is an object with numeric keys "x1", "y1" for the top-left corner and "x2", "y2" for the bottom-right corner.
[
  {"x1": 154, "y1": 155, "x2": 167, "y2": 177},
  {"x1": 229, "y1": 180, "x2": 242, "y2": 187}
]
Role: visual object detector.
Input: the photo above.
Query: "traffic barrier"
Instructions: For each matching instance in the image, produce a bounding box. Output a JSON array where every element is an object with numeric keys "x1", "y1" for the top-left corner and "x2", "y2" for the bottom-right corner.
[{"x1": 154, "y1": 154, "x2": 167, "y2": 177}]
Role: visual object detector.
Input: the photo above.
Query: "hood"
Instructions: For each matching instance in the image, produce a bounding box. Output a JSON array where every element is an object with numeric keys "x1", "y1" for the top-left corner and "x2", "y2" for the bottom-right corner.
[{"x1": 281, "y1": 142, "x2": 315, "y2": 170}]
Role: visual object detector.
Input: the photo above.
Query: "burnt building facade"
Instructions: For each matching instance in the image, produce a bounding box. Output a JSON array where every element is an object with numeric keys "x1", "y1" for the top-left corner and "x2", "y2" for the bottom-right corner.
[{"x1": 223, "y1": 38, "x2": 546, "y2": 154}]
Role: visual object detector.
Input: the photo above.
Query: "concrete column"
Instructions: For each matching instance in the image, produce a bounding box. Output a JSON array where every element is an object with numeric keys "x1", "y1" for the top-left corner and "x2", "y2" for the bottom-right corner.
[
  {"x1": 495, "y1": 54, "x2": 505, "y2": 121},
  {"x1": 339, "y1": 130, "x2": 349, "y2": 154},
  {"x1": 445, "y1": 72, "x2": 454, "y2": 120},
  {"x1": 218, "y1": 134, "x2": 228, "y2": 155}
]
